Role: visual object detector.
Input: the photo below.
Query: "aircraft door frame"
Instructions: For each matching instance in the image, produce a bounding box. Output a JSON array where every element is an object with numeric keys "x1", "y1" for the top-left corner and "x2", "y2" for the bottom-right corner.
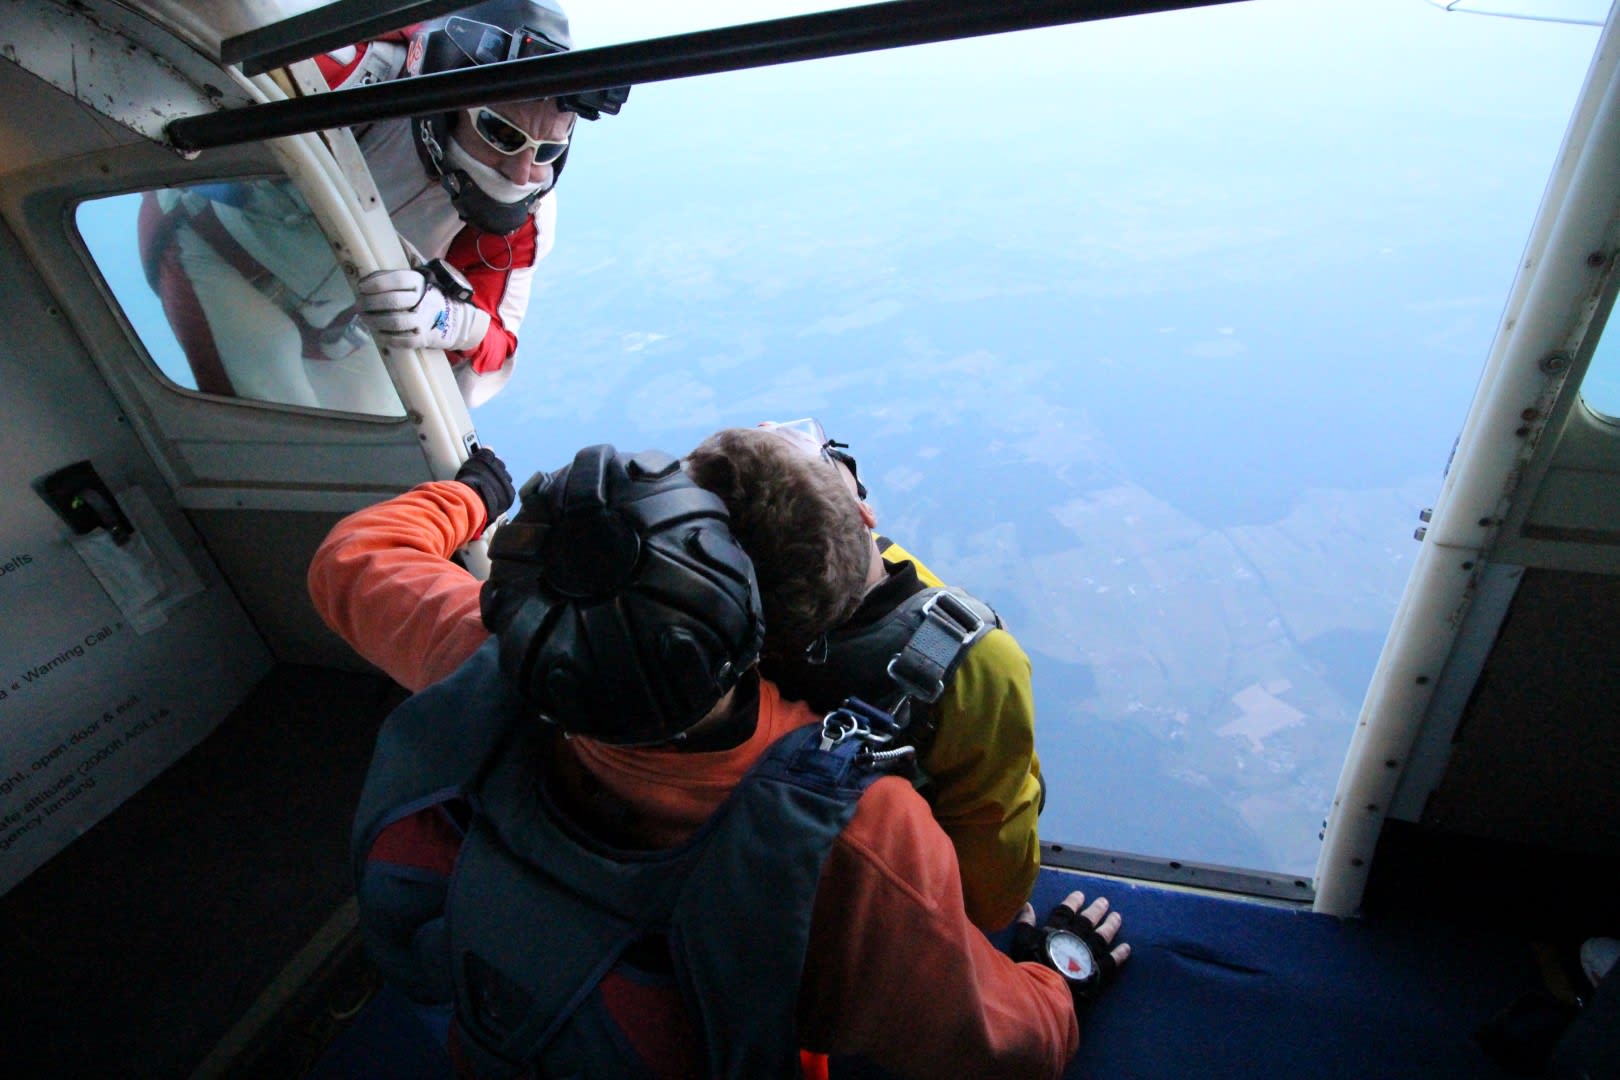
[
  {"x1": 2, "y1": 1, "x2": 495, "y2": 670},
  {"x1": 4, "y1": 0, "x2": 482, "y2": 517}
]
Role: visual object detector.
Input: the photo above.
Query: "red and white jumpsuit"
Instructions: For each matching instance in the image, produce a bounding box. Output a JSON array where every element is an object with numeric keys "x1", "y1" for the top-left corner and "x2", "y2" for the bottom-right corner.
[{"x1": 138, "y1": 36, "x2": 553, "y2": 411}]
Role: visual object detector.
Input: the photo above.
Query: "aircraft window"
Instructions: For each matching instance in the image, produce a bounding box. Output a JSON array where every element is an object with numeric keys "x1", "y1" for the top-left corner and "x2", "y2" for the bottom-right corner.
[
  {"x1": 75, "y1": 180, "x2": 404, "y2": 417},
  {"x1": 448, "y1": 1, "x2": 1599, "y2": 881},
  {"x1": 1581, "y1": 317, "x2": 1620, "y2": 422}
]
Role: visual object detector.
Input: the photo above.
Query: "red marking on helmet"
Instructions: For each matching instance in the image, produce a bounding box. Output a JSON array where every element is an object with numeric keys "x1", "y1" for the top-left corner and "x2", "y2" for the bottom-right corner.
[{"x1": 406, "y1": 36, "x2": 425, "y2": 74}]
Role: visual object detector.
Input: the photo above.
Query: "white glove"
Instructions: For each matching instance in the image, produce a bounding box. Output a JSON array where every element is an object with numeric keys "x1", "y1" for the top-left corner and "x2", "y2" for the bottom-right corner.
[{"x1": 356, "y1": 268, "x2": 491, "y2": 354}]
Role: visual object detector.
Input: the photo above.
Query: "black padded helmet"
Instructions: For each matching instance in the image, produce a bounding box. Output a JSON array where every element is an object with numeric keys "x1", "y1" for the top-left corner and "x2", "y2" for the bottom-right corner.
[
  {"x1": 406, "y1": 0, "x2": 628, "y2": 235},
  {"x1": 480, "y1": 445, "x2": 764, "y2": 746}
]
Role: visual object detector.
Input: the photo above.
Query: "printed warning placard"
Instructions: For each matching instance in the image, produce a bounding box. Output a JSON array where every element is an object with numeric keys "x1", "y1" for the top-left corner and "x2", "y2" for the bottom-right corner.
[{"x1": 0, "y1": 488, "x2": 270, "y2": 894}]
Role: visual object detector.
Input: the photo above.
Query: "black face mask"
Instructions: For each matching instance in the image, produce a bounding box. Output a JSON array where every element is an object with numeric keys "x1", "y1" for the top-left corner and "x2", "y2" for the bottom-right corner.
[
  {"x1": 412, "y1": 116, "x2": 567, "y2": 236},
  {"x1": 438, "y1": 164, "x2": 549, "y2": 235}
]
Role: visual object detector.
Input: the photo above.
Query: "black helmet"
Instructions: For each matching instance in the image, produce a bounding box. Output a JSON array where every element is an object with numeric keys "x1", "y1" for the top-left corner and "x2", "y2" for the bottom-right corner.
[
  {"x1": 480, "y1": 445, "x2": 764, "y2": 746},
  {"x1": 406, "y1": 1, "x2": 628, "y2": 235}
]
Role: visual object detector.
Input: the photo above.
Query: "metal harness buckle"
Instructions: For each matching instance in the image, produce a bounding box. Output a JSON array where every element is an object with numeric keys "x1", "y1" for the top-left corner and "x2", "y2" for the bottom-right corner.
[
  {"x1": 885, "y1": 590, "x2": 986, "y2": 705},
  {"x1": 884, "y1": 655, "x2": 941, "y2": 705},
  {"x1": 921, "y1": 589, "x2": 985, "y2": 643},
  {"x1": 819, "y1": 698, "x2": 912, "y2": 765}
]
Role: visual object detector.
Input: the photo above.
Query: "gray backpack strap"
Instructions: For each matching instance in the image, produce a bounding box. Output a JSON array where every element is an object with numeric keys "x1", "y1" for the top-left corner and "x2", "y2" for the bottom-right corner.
[
  {"x1": 351, "y1": 637, "x2": 520, "y2": 879},
  {"x1": 778, "y1": 585, "x2": 1000, "y2": 720},
  {"x1": 884, "y1": 588, "x2": 997, "y2": 708},
  {"x1": 670, "y1": 718, "x2": 901, "y2": 1078},
  {"x1": 350, "y1": 636, "x2": 527, "y2": 1003}
]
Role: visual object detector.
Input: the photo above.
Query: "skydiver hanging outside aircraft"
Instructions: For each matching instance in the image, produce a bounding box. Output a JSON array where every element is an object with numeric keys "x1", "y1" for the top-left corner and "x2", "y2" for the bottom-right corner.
[
  {"x1": 307, "y1": 443, "x2": 1131, "y2": 1078},
  {"x1": 685, "y1": 421, "x2": 1047, "y2": 932},
  {"x1": 137, "y1": 0, "x2": 624, "y2": 412}
]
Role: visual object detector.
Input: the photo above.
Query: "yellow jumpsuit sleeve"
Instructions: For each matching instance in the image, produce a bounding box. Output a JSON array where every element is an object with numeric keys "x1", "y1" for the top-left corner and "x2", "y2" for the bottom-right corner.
[{"x1": 879, "y1": 540, "x2": 1045, "y2": 931}]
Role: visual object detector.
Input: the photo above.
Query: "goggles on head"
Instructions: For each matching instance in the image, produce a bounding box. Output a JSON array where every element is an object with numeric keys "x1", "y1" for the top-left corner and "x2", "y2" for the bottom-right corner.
[
  {"x1": 466, "y1": 107, "x2": 572, "y2": 164},
  {"x1": 435, "y1": 16, "x2": 630, "y2": 121},
  {"x1": 758, "y1": 418, "x2": 867, "y2": 500},
  {"x1": 442, "y1": 15, "x2": 567, "y2": 67}
]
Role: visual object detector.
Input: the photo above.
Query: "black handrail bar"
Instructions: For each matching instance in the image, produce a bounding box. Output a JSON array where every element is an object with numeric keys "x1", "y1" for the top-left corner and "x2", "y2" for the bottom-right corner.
[
  {"x1": 222, "y1": 0, "x2": 470, "y2": 76},
  {"x1": 168, "y1": 0, "x2": 1243, "y2": 152}
]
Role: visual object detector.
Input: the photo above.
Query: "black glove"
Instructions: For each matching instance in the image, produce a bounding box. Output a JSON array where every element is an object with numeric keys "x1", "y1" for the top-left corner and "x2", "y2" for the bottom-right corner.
[
  {"x1": 455, "y1": 447, "x2": 516, "y2": 524},
  {"x1": 1011, "y1": 900, "x2": 1119, "y2": 1005}
]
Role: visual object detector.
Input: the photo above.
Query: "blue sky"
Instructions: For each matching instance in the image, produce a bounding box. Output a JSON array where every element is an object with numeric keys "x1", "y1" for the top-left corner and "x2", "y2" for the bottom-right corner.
[{"x1": 479, "y1": 0, "x2": 1602, "y2": 519}]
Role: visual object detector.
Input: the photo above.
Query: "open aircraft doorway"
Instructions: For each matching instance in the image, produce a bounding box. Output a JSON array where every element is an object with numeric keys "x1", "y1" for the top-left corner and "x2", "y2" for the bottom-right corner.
[
  {"x1": 406, "y1": 0, "x2": 1602, "y2": 892},
  {"x1": 4, "y1": 1, "x2": 1620, "y2": 1077}
]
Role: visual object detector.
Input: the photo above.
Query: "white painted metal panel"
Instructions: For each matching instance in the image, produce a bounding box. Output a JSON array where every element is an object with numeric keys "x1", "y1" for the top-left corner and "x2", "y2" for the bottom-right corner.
[{"x1": 0, "y1": 213, "x2": 271, "y2": 895}]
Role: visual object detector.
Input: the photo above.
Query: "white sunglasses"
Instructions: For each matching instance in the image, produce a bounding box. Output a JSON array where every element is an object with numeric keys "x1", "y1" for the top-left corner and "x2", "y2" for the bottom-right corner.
[{"x1": 465, "y1": 107, "x2": 572, "y2": 165}]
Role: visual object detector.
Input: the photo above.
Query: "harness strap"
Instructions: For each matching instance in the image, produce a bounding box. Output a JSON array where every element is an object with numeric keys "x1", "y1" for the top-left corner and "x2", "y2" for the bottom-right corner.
[
  {"x1": 886, "y1": 590, "x2": 988, "y2": 706},
  {"x1": 449, "y1": 719, "x2": 901, "y2": 1079},
  {"x1": 352, "y1": 638, "x2": 519, "y2": 887},
  {"x1": 768, "y1": 578, "x2": 999, "y2": 731}
]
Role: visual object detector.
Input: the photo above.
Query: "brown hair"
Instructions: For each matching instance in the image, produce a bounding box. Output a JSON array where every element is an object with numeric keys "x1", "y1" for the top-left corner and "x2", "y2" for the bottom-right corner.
[{"x1": 685, "y1": 427, "x2": 870, "y2": 657}]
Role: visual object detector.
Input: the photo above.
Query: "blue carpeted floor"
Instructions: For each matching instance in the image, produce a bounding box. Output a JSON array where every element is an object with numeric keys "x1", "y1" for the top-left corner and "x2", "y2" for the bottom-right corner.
[
  {"x1": 1022, "y1": 869, "x2": 1531, "y2": 1079},
  {"x1": 308, "y1": 866, "x2": 1542, "y2": 1079}
]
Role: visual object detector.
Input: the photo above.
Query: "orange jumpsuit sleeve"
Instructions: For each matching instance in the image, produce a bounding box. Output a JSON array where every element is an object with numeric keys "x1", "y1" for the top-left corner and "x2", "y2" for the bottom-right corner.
[
  {"x1": 307, "y1": 481, "x2": 492, "y2": 692},
  {"x1": 798, "y1": 779, "x2": 1079, "y2": 1079}
]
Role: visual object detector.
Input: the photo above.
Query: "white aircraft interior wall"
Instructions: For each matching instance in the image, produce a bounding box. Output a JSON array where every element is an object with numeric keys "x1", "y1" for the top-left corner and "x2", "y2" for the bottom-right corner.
[
  {"x1": 0, "y1": 214, "x2": 272, "y2": 895},
  {"x1": 1419, "y1": 565, "x2": 1620, "y2": 855},
  {"x1": 187, "y1": 505, "x2": 390, "y2": 672},
  {"x1": 1414, "y1": 270, "x2": 1620, "y2": 854}
]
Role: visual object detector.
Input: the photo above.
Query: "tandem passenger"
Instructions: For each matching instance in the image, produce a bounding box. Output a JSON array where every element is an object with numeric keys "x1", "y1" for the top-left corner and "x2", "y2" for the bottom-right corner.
[
  {"x1": 307, "y1": 445, "x2": 1129, "y2": 1078},
  {"x1": 685, "y1": 420, "x2": 1046, "y2": 930}
]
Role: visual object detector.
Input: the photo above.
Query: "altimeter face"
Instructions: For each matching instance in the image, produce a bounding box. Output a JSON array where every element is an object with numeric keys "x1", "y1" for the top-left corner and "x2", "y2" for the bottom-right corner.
[{"x1": 1046, "y1": 929, "x2": 1096, "y2": 983}]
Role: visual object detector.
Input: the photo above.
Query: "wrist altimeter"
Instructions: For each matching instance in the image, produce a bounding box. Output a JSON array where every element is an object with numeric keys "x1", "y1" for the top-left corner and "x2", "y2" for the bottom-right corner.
[
  {"x1": 1013, "y1": 911, "x2": 1118, "y2": 1004},
  {"x1": 423, "y1": 258, "x2": 474, "y2": 302},
  {"x1": 1042, "y1": 927, "x2": 1101, "y2": 998},
  {"x1": 1012, "y1": 901, "x2": 1119, "y2": 1004}
]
